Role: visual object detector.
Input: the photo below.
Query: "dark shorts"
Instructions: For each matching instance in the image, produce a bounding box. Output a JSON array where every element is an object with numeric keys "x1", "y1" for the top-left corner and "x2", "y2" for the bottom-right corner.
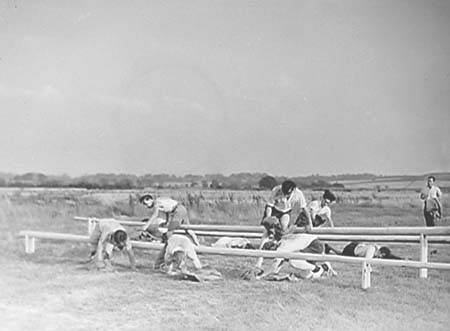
[
  {"x1": 261, "y1": 204, "x2": 291, "y2": 224},
  {"x1": 423, "y1": 198, "x2": 441, "y2": 227},
  {"x1": 342, "y1": 242, "x2": 360, "y2": 257},
  {"x1": 312, "y1": 215, "x2": 326, "y2": 227},
  {"x1": 295, "y1": 210, "x2": 308, "y2": 227}
]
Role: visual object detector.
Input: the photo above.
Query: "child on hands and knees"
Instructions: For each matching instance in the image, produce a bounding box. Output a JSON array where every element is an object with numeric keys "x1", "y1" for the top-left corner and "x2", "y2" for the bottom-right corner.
[{"x1": 89, "y1": 219, "x2": 136, "y2": 271}]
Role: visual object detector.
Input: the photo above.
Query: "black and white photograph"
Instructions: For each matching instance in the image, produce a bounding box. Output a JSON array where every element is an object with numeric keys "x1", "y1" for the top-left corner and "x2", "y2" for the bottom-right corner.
[{"x1": 1, "y1": 1, "x2": 449, "y2": 330}]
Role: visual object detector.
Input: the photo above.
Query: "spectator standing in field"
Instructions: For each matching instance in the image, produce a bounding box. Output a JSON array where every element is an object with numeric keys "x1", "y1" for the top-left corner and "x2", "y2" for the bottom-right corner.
[
  {"x1": 297, "y1": 189, "x2": 337, "y2": 228},
  {"x1": 89, "y1": 219, "x2": 136, "y2": 270},
  {"x1": 139, "y1": 193, "x2": 200, "y2": 269},
  {"x1": 420, "y1": 175, "x2": 443, "y2": 227},
  {"x1": 255, "y1": 180, "x2": 312, "y2": 270}
]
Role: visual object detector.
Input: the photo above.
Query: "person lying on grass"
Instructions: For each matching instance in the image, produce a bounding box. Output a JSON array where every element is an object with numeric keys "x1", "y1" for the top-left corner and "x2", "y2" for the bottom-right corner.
[
  {"x1": 139, "y1": 193, "x2": 200, "y2": 270},
  {"x1": 212, "y1": 237, "x2": 255, "y2": 249},
  {"x1": 325, "y1": 242, "x2": 402, "y2": 259},
  {"x1": 241, "y1": 232, "x2": 337, "y2": 281},
  {"x1": 89, "y1": 219, "x2": 136, "y2": 271}
]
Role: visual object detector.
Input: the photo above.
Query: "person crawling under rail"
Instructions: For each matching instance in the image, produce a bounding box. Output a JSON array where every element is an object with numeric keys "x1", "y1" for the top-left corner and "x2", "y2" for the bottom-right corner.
[
  {"x1": 325, "y1": 241, "x2": 402, "y2": 259},
  {"x1": 163, "y1": 233, "x2": 222, "y2": 282},
  {"x1": 241, "y1": 232, "x2": 337, "y2": 281}
]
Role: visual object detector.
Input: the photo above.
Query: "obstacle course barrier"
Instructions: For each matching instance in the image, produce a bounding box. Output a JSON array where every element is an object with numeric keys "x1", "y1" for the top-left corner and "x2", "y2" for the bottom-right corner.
[
  {"x1": 19, "y1": 229, "x2": 450, "y2": 289},
  {"x1": 74, "y1": 216, "x2": 450, "y2": 279}
]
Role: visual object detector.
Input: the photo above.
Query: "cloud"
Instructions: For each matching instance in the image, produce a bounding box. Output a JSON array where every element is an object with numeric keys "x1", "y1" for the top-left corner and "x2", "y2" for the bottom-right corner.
[
  {"x1": 0, "y1": 84, "x2": 62, "y2": 100},
  {"x1": 96, "y1": 95, "x2": 148, "y2": 109},
  {"x1": 162, "y1": 95, "x2": 205, "y2": 113}
]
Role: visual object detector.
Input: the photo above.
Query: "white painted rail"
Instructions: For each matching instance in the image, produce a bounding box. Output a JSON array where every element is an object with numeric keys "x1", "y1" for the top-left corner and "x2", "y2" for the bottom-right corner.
[{"x1": 19, "y1": 230, "x2": 450, "y2": 289}]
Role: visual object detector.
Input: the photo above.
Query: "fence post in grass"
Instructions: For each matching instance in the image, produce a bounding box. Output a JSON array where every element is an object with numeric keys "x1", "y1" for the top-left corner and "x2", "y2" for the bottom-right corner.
[
  {"x1": 87, "y1": 218, "x2": 96, "y2": 236},
  {"x1": 419, "y1": 233, "x2": 428, "y2": 278},
  {"x1": 362, "y1": 260, "x2": 371, "y2": 289},
  {"x1": 25, "y1": 234, "x2": 35, "y2": 254}
]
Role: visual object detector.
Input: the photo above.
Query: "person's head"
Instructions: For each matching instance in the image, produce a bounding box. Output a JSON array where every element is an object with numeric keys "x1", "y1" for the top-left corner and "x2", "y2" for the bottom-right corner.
[
  {"x1": 112, "y1": 230, "x2": 128, "y2": 250},
  {"x1": 262, "y1": 239, "x2": 280, "y2": 251},
  {"x1": 281, "y1": 180, "x2": 297, "y2": 197},
  {"x1": 322, "y1": 189, "x2": 337, "y2": 204},
  {"x1": 376, "y1": 246, "x2": 401, "y2": 259},
  {"x1": 244, "y1": 242, "x2": 255, "y2": 250},
  {"x1": 139, "y1": 193, "x2": 154, "y2": 208},
  {"x1": 427, "y1": 175, "x2": 436, "y2": 188}
]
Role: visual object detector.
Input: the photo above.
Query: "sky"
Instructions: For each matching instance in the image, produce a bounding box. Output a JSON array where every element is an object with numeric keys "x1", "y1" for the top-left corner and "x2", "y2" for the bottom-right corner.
[{"x1": 0, "y1": 0, "x2": 449, "y2": 177}]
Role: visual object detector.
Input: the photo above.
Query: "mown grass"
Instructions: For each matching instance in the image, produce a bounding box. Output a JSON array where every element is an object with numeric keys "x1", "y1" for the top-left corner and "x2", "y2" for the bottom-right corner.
[{"x1": 1, "y1": 188, "x2": 450, "y2": 331}]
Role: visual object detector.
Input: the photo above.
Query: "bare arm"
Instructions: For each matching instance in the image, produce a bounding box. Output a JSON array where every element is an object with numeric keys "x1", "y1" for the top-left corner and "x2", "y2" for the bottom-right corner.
[
  {"x1": 186, "y1": 229, "x2": 200, "y2": 246},
  {"x1": 328, "y1": 216, "x2": 334, "y2": 228},
  {"x1": 420, "y1": 188, "x2": 428, "y2": 200},
  {"x1": 301, "y1": 207, "x2": 313, "y2": 231},
  {"x1": 125, "y1": 244, "x2": 137, "y2": 270},
  {"x1": 255, "y1": 205, "x2": 274, "y2": 268},
  {"x1": 187, "y1": 247, "x2": 202, "y2": 269},
  {"x1": 95, "y1": 232, "x2": 109, "y2": 262},
  {"x1": 258, "y1": 258, "x2": 284, "y2": 279},
  {"x1": 142, "y1": 208, "x2": 160, "y2": 231}
]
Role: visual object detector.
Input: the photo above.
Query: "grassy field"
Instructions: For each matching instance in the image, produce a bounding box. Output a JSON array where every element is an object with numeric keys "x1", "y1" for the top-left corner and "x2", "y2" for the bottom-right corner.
[{"x1": 1, "y1": 188, "x2": 450, "y2": 331}]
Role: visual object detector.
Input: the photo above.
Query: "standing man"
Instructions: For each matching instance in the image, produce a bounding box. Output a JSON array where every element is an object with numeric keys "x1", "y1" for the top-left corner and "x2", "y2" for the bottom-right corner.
[
  {"x1": 139, "y1": 193, "x2": 200, "y2": 269},
  {"x1": 420, "y1": 175, "x2": 443, "y2": 227},
  {"x1": 89, "y1": 218, "x2": 136, "y2": 270}
]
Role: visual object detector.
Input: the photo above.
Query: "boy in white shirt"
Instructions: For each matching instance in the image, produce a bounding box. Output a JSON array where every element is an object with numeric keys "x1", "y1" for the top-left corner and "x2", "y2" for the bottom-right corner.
[
  {"x1": 89, "y1": 219, "x2": 136, "y2": 270},
  {"x1": 164, "y1": 234, "x2": 202, "y2": 274},
  {"x1": 300, "y1": 189, "x2": 336, "y2": 228},
  {"x1": 139, "y1": 193, "x2": 200, "y2": 269},
  {"x1": 242, "y1": 233, "x2": 336, "y2": 281}
]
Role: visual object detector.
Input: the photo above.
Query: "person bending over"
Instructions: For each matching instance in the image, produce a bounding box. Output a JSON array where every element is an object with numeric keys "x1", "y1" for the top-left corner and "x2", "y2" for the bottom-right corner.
[
  {"x1": 89, "y1": 218, "x2": 136, "y2": 270},
  {"x1": 139, "y1": 193, "x2": 200, "y2": 269}
]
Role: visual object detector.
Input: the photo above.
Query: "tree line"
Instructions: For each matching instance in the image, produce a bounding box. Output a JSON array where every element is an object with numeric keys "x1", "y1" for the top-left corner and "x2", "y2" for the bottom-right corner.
[{"x1": 0, "y1": 172, "x2": 346, "y2": 191}]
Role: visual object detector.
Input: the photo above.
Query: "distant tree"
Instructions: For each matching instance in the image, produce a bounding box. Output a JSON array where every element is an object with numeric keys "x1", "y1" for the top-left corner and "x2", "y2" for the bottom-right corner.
[
  {"x1": 259, "y1": 176, "x2": 278, "y2": 190},
  {"x1": 210, "y1": 179, "x2": 222, "y2": 189}
]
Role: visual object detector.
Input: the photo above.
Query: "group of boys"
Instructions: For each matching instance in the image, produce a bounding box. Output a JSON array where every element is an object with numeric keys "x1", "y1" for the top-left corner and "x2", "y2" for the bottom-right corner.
[
  {"x1": 89, "y1": 194, "x2": 203, "y2": 277},
  {"x1": 88, "y1": 180, "x2": 403, "y2": 281}
]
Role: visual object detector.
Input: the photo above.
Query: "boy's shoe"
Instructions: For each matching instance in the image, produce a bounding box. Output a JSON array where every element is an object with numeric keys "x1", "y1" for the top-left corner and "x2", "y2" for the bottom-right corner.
[
  {"x1": 322, "y1": 262, "x2": 338, "y2": 277},
  {"x1": 306, "y1": 266, "x2": 324, "y2": 279}
]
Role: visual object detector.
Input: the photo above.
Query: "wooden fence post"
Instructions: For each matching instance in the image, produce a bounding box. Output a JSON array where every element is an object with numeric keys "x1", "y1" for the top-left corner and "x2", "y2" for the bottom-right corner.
[
  {"x1": 25, "y1": 234, "x2": 35, "y2": 254},
  {"x1": 362, "y1": 260, "x2": 371, "y2": 289},
  {"x1": 420, "y1": 233, "x2": 428, "y2": 278},
  {"x1": 88, "y1": 218, "x2": 96, "y2": 236}
]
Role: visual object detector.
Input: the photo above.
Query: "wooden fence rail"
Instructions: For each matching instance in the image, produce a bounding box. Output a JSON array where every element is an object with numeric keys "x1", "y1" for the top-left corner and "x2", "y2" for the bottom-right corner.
[{"x1": 19, "y1": 230, "x2": 450, "y2": 289}]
